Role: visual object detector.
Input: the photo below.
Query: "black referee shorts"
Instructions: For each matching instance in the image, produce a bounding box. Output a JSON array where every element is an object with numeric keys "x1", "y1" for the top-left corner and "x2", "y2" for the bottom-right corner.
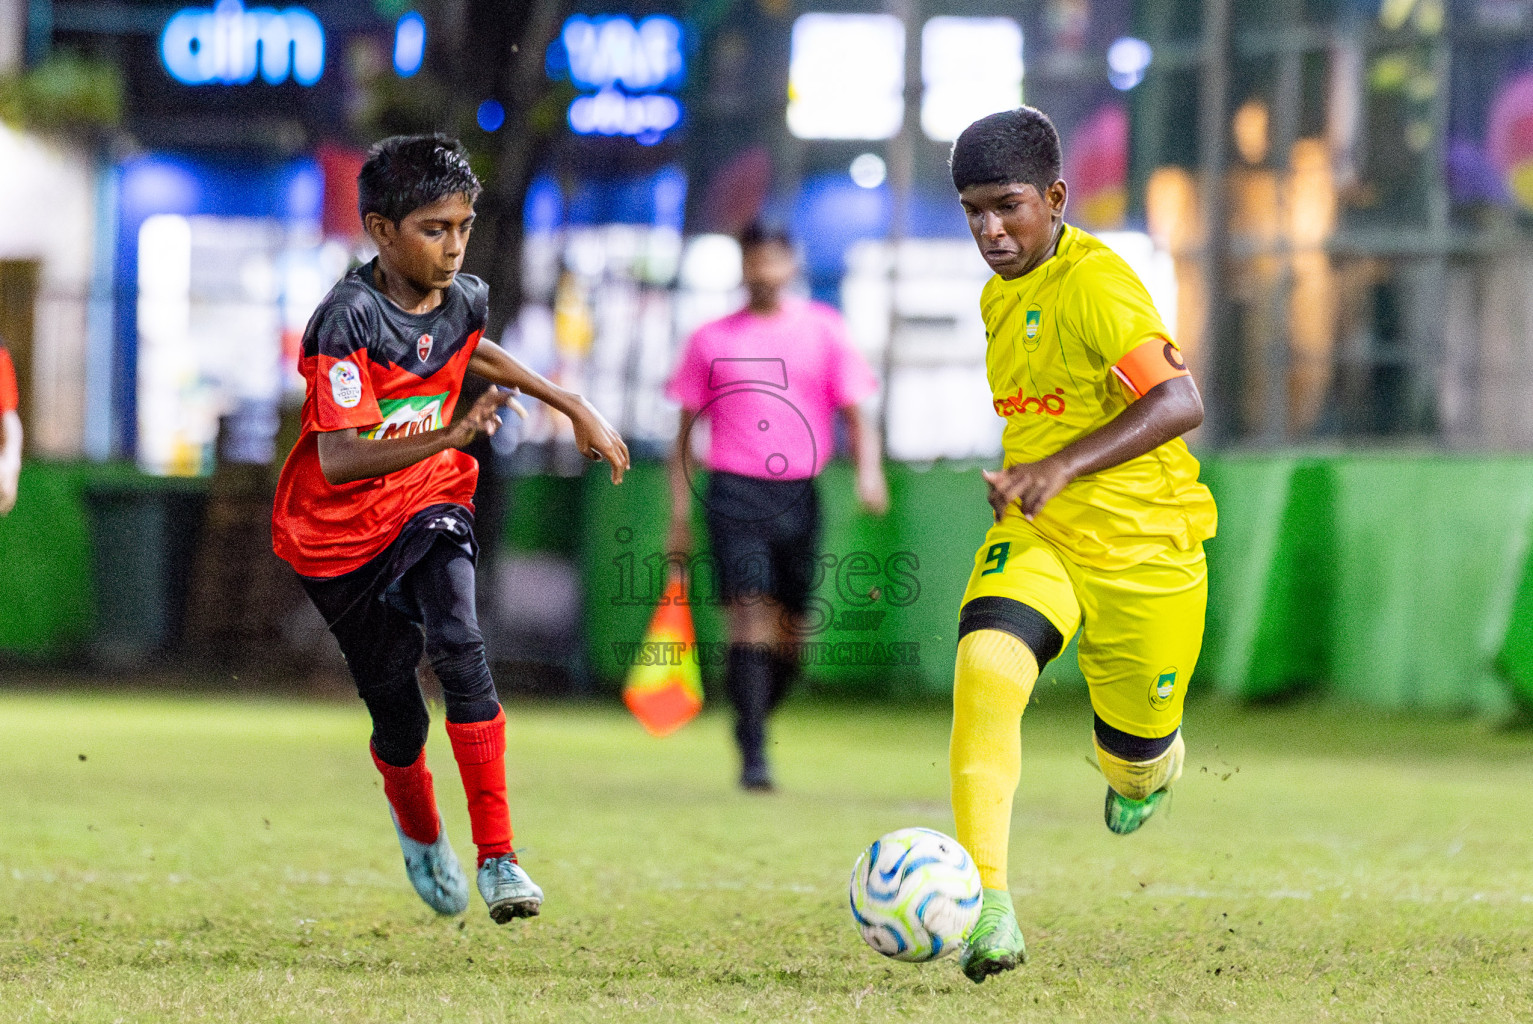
[{"x1": 702, "y1": 471, "x2": 822, "y2": 616}]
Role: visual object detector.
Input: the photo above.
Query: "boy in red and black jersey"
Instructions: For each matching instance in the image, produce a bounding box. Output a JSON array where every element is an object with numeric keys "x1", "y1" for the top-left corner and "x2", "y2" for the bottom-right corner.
[
  {"x1": 272, "y1": 135, "x2": 629, "y2": 923},
  {"x1": 273, "y1": 236, "x2": 493, "y2": 578},
  {"x1": 0, "y1": 336, "x2": 20, "y2": 515}
]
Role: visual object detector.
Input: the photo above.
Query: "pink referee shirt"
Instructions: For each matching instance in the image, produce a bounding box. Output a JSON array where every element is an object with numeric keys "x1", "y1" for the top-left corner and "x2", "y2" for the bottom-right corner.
[{"x1": 666, "y1": 298, "x2": 877, "y2": 481}]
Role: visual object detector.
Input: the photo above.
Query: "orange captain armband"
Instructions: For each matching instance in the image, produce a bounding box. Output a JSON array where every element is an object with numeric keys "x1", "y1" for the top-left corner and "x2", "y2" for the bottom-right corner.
[{"x1": 1111, "y1": 338, "x2": 1190, "y2": 399}]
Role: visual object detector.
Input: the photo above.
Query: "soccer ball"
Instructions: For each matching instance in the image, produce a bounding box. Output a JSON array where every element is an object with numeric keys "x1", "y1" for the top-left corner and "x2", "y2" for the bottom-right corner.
[{"x1": 848, "y1": 827, "x2": 982, "y2": 962}]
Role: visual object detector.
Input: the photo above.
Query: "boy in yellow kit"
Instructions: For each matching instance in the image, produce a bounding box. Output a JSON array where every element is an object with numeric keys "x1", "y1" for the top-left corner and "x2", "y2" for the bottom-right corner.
[{"x1": 946, "y1": 107, "x2": 1218, "y2": 983}]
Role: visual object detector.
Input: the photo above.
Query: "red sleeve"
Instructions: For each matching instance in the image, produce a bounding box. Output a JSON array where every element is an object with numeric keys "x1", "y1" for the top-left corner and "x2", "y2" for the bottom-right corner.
[
  {"x1": 0, "y1": 347, "x2": 17, "y2": 414},
  {"x1": 308, "y1": 305, "x2": 381, "y2": 431}
]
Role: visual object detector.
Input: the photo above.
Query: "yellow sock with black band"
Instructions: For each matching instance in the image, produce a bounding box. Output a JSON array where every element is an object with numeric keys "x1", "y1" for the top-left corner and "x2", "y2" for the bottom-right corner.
[
  {"x1": 1093, "y1": 730, "x2": 1185, "y2": 801},
  {"x1": 949, "y1": 629, "x2": 1039, "y2": 891}
]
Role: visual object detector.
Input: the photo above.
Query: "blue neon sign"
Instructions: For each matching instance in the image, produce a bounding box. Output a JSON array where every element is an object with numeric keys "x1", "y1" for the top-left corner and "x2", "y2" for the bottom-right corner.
[
  {"x1": 568, "y1": 92, "x2": 680, "y2": 141},
  {"x1": 549, "y1": 14, "x2": 684, "y2": 92},
  {"x1": 161, "y1": 0, "x2": 325, "y2": 86},
  {"x1": 546, "y1": 14, "x2": 685, "y2": 144}
]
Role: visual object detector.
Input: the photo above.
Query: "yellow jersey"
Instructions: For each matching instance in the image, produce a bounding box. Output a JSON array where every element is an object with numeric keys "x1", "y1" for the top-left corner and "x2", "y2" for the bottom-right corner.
[{"x1": 980, "y1": 224, "x2": 1217, "y2": 570}]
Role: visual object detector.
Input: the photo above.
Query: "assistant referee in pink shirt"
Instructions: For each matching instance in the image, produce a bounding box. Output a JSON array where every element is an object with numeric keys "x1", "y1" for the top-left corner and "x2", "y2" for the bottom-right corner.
[{"x1": 666, "y1": 223, "x2": 889, "y2": 791}]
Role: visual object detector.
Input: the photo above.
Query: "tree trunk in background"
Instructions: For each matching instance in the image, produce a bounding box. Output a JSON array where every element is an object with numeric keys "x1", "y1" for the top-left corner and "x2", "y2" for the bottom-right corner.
[{"x1": 481, "y1": 0, "x2": 569, "y2": 340}]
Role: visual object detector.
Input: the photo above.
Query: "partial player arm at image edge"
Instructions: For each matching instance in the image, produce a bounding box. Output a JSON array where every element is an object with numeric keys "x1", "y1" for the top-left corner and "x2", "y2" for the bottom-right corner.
[{"x1": 0, "y1": 346, "x2": 17, "y2": 415}]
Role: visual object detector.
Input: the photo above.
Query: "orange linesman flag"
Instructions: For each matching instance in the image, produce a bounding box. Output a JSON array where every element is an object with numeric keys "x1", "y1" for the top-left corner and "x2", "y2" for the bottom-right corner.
[{"x1": 622, "y1": 575, "x2": 704, "y2": 736}]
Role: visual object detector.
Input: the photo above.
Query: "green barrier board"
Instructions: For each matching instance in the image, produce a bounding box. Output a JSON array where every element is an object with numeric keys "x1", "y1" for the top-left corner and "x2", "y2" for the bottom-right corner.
[
  {"x1": 1325, "y1": 457, "x2": 1533, "y2": 717},
  {"x1": 0, "y1": 462, "x2": 179, "y2": 657},
  {"x1": 9, "y1": 455, "x2": 1533, "y2": 717},
  {"x1": 579, "y1": 456, "x2": 1533, "y2": 714}
]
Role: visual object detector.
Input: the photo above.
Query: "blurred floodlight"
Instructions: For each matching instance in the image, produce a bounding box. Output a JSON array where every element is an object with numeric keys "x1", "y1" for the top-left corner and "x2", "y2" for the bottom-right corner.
[
  {"x1": 680, "y1": 234, "x2": 743, "y2": 292},
  {"x1": 788, "y1": 14, "x2": 904, "y2": 140},
  {"x1": 920, "y1": 17, "x2": 1023, "y2": 142},
  {"x1": 566, "y1": 232, "x2": 608, "y2": 278},
  {"x1": 139, "y1": 215, "x2": 192, "y2": 296},
  {"x1": 850, "y1": 153, "x2": 887, "y2": 189},
  {"x1": 476, "y1": 99, "x2": 505, "y2": 132},
  {"x1": 393, "y1": 12, "x2": 425, "y2": 77},
  {"x1": 1107, "y1": 37, "x2": 1152, "y2": 91},
  {"x1": 161, "y1": 1, "x2": 325, "y2": 86},
  {"x1": 1233, "y1": 98, "x2": 1269, "y2": 164},
  {"x1": 136, "y1": 215, "x2": 194, "y2": 476},
  {"x1": 555, "y1": 14, "x2": 685, "y2": 92}
]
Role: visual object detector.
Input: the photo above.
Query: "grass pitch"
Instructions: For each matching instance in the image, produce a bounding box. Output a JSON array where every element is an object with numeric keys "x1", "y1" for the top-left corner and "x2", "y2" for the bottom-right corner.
[{"x1": 1, "y1": 686, "x2": 1531, "y2": 1023}]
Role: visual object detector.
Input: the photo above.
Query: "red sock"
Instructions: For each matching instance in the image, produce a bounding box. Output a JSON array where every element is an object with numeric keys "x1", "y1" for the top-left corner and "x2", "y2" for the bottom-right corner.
[
  {"x1": 445, "y1": 708, "x2": 514, "y2": 866},
  {"x1": 370, "y1": 744, "x2": 440, "y2": 845}
]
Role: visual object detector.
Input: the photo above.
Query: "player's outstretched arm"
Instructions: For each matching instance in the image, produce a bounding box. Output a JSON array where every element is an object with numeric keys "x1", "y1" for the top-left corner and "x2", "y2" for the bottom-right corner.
[
  {"x1": 468, "y1": 338, "x2": 629, "y2": 483},
  {"x1": 0, "y1": 410, "x2": 21, "y2": 515},
  {"x1": 984, "y1": 375, "x2": 1203, "y2": 522},
  {"x1": 316, "y1": 386, "x2": 516, "y2": 485}
]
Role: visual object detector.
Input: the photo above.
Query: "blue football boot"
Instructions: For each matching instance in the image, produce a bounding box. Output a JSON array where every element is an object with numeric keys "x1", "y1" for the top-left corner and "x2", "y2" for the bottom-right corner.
[{"x1": 391, "y1": 811, "x2": 469, "y2": 916}]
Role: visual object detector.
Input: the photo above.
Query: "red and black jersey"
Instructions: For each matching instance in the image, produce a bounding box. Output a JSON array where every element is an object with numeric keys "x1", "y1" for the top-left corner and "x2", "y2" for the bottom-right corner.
[
  {"x1": 0, "y1": 338, "x2": 17, "y2": 414},
  {"x1": 272, "y1": 260, "x2": 488, "y2": 578}
]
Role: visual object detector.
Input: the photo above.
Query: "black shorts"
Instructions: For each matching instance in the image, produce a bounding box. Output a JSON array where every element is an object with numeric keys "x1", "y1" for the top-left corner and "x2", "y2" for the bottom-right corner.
[
  {"x1": 702, "y1": 471, "x2": 821, "y2": 615},
  {"x1": 298, "y1": 503, "x2": 478, "y2": 628},
  {"x1": 295, "y1": 502, "x2": 497, "y2": 759}
]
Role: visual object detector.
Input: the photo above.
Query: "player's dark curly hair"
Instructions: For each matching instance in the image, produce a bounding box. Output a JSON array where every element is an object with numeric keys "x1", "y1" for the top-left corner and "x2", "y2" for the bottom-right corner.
[
  {"x1": 358, "y1": 134, "x2": 482, "y2": 224},
  {"x1": 949, "y1": 107, "x2": 1062, "y2": 195}
]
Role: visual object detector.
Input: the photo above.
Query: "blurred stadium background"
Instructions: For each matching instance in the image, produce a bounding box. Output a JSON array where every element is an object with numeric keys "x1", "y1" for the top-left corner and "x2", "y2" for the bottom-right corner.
[
  {"x1": 8, "y1": 3, "x2": 1533, "y2": 1021},
  {"x1": 5, "y1": 0, "x2": 1533, "y2": 709}
]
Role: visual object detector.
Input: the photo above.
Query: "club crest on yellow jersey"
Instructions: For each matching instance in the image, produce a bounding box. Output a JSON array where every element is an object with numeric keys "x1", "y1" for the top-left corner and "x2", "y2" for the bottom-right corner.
[
  {"x1": 1149, "y1": 668, "x2": 1177, "y2": 709},
  {"x1": 1023, "y1": 305, "x2": 1043, "y2": 350}
]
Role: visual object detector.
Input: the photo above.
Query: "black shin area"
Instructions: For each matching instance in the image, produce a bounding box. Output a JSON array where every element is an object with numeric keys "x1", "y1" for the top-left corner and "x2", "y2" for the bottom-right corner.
[
  {"x1": 399, "y1": 537, "x2": 501, "y2": 725},
  {"x1": 957, "y1": 596, "x2": 1065, "y2": 666},
  {"x1": 726, "y1": 643, "x2": 774, "y2": 768},
  {"x1": 1093, "y1": 715, "x2": 1178, "y2": 761},
  {"x1": 766, "y1": 645, "x2": 800, "y2": 712},
  {"x1": 331, "y1": 598, "x2": 429, "y2": 768}
]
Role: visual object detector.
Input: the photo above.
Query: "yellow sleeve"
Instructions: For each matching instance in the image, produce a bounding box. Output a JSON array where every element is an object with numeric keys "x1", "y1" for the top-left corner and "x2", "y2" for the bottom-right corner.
[{"x1": 1063, "y1": 251, "x2": 1173, "y2": 367}]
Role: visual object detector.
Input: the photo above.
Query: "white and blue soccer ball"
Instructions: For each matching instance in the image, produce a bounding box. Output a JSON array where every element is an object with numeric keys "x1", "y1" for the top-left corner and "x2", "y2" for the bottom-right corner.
[{"x1": 849, "y1": 827, "x2": 982, "y2": 962}]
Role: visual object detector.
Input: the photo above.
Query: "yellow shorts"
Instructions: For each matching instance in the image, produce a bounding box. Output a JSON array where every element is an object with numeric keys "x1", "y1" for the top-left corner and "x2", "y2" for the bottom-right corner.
[{"x1": 960, "y1": 517, "x2": 1207, "y2": 740}]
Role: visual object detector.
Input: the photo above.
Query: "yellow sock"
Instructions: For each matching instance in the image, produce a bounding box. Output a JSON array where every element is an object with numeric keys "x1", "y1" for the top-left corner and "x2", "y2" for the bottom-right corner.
[
  {"x1": 949, "y1": 629, "x2": 1039, "y2": 891},
  {"x1": 1093, "y1": 731, "x2": 1185, "y2": 801}
]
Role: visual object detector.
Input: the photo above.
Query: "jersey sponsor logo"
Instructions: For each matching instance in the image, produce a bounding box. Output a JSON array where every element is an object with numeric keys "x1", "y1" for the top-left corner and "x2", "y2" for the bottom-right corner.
[
  {"x1": 1023, "y1": 304, "x2": 1043, "y2": 349},
  {"x1": 329, "y1": 360, "x2": 363, "y2": 409},
  {"x1": 418, "y1": 333, "x2": 434, "y2": 363},
  {"x1": 993, "y1": 386, "x2": 1066, "y2": 418},
  {"x1": 359, "y1": 393, "x2": 448, "y2": 440},
  {"x1": 1149, "y1": 667, "x2": 1177, "y2": 710}
]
